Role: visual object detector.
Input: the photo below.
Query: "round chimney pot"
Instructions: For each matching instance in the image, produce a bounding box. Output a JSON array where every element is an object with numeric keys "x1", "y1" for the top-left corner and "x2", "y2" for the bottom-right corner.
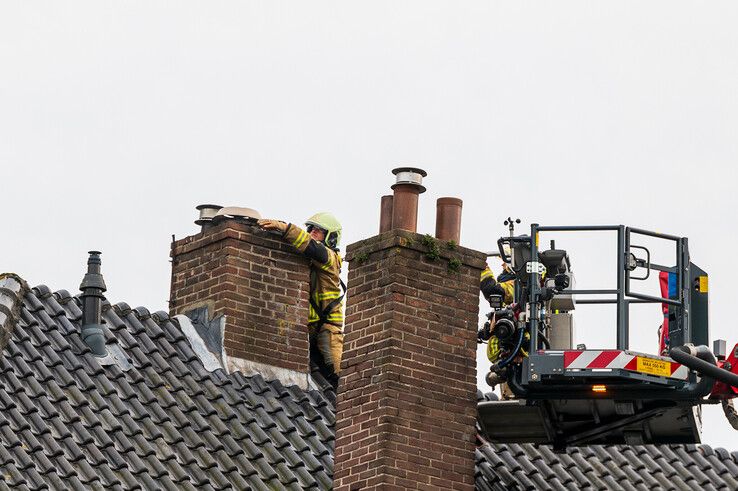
[
  {"x1": 436, "y1": 197, "x2": 462, "y2": 207},
  {"x1": 379, "y1": 195, "x2": 394, "y2": 233},
  {"x1": 435, "y1": 197, "x2": 463, "y2": 243}
]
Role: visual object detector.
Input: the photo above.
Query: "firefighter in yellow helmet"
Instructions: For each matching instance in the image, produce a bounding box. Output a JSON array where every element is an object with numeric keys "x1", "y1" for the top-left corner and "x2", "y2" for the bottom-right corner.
[
  {"x1": 480, "y1": 249, "x2": 515, "y2": 307},
  {"x1": 480, "y1": 259, "x2": 516, "y2": 363},
  {"x1": 257, "y1": 212, "x2": 344, "y2": 388},
  {"x1": 479, "y1": 249, "x2": 518, "y2": 400}
]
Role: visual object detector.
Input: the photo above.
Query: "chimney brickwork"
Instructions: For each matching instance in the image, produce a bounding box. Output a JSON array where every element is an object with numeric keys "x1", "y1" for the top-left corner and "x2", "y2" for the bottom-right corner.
[
  {"x1": 334, "y1": 230, "x2": 485, "y2": 490},
  {"x1": 169, "y1": 220, "x2": 312, "y2": 384}
]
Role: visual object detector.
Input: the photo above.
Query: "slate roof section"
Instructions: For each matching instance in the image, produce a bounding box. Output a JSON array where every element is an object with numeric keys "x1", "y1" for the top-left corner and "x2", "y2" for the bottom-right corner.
[
  {"x1": 474, "y1": 442, "x2": 738, "y2": 491},
  {"x1": 1, "y1": 279, "x2": 738, "y2": 490},
  {"x1": 472, "y1": 393, "x2": 738, "y2": 490},
  {"x1": 0, "y1": 283, "x2": 334, "y2": 490}
]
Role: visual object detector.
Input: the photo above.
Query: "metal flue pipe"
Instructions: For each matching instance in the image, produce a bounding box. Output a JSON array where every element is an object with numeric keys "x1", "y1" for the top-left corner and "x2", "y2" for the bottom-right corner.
[{"x1": 79, "y1": 251, "x2": 108, "y2": 357}]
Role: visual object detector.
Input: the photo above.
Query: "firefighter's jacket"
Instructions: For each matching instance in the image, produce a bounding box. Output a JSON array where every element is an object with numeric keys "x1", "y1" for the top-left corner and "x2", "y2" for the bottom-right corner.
[
  {"x1": 282, "y1": 224, "x2": 344, "y2": 329},
  {"x1": 480, "y1": 265, "x2": 515, "y2": 305}
]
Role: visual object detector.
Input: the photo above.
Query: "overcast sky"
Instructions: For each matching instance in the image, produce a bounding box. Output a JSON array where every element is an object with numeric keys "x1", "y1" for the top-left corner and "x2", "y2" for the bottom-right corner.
[{"x1": 2, "y1": 2, "x2": 737, "y2": 449}]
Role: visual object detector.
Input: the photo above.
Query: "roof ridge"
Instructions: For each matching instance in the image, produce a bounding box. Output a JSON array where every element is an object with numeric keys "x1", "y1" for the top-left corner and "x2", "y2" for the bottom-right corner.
[{"x1": 0, "y1": 273, "x2": 30, "y2": 352}]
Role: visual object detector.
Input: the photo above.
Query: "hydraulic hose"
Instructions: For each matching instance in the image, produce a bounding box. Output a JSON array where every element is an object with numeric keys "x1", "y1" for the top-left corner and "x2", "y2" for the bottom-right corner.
[
  {"x1": 493, "y1": 327, "x2": 548, "y2": 370},
  {"x1": 724, "y1": 399, "x2": 738, "y2": 431},
  {"x1": 670, "y1": 345, "x2": 738, "y2": 389},
  {"x1": 538, "y1": 329, "x2": 551, "y2": 350},
  {"x1": 497, "y1": 326, "x2": 526, "y2": 369}
]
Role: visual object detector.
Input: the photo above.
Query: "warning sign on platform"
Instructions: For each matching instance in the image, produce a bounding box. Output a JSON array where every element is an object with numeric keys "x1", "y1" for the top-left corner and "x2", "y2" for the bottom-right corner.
[{"x1": 636, "y1": 357, "x2": 671, "y2": 377}]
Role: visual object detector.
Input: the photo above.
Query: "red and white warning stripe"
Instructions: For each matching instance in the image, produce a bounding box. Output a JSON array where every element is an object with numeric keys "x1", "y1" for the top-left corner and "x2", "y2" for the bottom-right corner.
[{"x1": 563, "y1": 350, "x2": 690, "y2": 380}]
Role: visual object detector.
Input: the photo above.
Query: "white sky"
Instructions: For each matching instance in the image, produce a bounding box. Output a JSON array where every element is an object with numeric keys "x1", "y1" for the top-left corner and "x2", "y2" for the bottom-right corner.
[{"x1": 2, "y1": 2, "x2": 737, "y2": 449}]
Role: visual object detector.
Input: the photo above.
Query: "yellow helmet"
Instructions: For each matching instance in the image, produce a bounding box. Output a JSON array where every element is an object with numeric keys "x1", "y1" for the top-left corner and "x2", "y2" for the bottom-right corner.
[{"x1": 305, "y1": 212, "x2": 342, "y2": 249}]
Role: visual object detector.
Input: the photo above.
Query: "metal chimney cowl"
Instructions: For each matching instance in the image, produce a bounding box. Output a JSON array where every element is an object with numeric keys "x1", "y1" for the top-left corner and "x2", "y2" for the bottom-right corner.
[
  {"x1": 390, "y1": 167, "x2": 427, "y2": 233},
  {"x1": 195, "y1": 204, "x2": 223, "y2": 232},
  {"x1": 79, "y1": 251, "x2": 108, "y2": 357}
]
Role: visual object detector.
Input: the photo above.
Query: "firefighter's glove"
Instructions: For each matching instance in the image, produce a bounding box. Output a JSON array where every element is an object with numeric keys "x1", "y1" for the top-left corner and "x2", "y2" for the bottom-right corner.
[
  {"x1": 257, "y1": 219, "x2": 288, "y2": 233},
  {"x1": 477, "y1": 321, "x2": 492, "y2": 343}
]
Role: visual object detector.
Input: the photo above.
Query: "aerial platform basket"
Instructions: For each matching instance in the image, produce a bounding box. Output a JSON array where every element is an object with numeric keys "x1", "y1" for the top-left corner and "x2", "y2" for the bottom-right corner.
[{"x1": 477, "y1": 224, "x2": 724, "y2": 449}]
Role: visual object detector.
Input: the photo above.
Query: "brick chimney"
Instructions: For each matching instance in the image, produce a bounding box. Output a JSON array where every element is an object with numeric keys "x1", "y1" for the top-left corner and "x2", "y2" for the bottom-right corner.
[
  {"x1": 169, "y1": 213, "x2": 311, "y2": 388},
  {"x1": 334, "y1": 230, "x2": 486, "y2": 490}
]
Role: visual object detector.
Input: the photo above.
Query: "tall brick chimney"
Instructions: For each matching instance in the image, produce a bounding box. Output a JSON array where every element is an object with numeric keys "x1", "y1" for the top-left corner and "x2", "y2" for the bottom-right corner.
[
  {"x1": 334, "y1": 230, "x2": 486, "y2": 490},
  {"x1": 169, "y1": 211, "x2": 312, "y2": 388}
]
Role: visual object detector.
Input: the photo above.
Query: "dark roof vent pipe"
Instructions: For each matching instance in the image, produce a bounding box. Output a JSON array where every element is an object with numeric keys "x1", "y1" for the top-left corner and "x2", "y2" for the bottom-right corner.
[{"x1": 79, "y1": 251, "x2": 108, "y2": 357}]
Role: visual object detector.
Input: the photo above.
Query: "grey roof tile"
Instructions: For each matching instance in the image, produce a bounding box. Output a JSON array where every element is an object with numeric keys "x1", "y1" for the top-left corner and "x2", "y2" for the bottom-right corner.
[
  {"x1": 546, "y1": 478, "x2": 574, "y2": 491},
  {"x1": 529, "y1": 472, "x2": 555, "y2": 490},
  {"x1": 651, "y1": 469, "x2": 676, "y2": 489},
  {"x1": 635, "y1": 466, "x2": 662, "y2": 489},
  {"x1": 703, "y1": 466, "x2": 733, "y2": 490},
  {"x1": 292, "y1": 464, "x2": 319, "y2": 488}
]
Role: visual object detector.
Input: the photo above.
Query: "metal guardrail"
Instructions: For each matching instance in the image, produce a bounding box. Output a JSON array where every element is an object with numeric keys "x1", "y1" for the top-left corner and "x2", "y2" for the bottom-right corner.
[{"x1": 525, "y1": 224, "x2": 689, "y2": 354}]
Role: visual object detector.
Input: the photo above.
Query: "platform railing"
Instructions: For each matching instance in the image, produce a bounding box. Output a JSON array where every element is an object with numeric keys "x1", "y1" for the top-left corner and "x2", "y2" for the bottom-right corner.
[{"x1": 526, "y1": 224, "x2": 688, "y2": 354}]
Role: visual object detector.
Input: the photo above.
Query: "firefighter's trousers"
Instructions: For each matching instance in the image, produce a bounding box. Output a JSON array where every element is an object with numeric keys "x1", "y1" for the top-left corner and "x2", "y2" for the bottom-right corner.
[{"x1": 309, "y1": 323, "x2": 344, "y2": 375}]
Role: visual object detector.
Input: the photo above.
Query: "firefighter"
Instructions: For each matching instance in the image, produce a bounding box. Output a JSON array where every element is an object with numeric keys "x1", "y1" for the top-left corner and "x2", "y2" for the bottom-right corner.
[
  {"x1": 257, "y1": 213, "x2": 345, "y2": 388},
  {"x1": 480, "y1": 255, "x2": 518, "y2": 400},
  {"x1": 479, "y1": 255, "x2": 516, "y2": 354},
  {"x1": 480, "y1": 262, "x2": 515, "y2": 306}
]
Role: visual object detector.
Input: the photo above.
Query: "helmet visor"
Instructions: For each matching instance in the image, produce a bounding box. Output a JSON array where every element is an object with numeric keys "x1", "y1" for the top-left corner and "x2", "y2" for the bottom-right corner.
[{"x1": 306, "y1": 224, "x2": 327, "y2": 234}]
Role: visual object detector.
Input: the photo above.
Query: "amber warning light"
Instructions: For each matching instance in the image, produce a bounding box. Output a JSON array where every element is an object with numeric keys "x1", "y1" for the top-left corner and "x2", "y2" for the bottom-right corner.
[{"x1": 592, "y1": 385, "x2": 607, "y2": 393}]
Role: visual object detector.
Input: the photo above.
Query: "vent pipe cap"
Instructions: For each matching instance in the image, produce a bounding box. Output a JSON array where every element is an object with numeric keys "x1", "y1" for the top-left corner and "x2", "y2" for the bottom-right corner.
[
  {"x1": 391, "y1": 167, "x2": 427, "y2": 193},
  {"x1": 195, "y1": 204, "x2": 223, "y2": 226},
  {"x1": 79, "y1": 251, "x2": 107, "y2": 293},
  {"x1": 213, "y1": 206, "x2": 262, "y2": 224}
]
